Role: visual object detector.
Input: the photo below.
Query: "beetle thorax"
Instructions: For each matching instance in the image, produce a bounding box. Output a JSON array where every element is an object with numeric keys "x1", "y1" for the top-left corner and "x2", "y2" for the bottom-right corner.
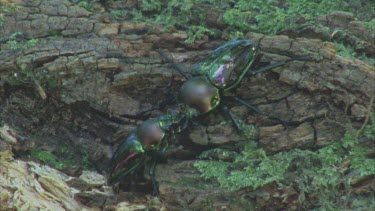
[{"x1": 180, "y1": 77, "x2": 220, "y2": 114}]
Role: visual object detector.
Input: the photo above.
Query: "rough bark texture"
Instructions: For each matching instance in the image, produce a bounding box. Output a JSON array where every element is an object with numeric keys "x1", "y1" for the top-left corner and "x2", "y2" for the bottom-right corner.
[{"x1": 0, "y1": 0, "x2": 374, "y2": 210}]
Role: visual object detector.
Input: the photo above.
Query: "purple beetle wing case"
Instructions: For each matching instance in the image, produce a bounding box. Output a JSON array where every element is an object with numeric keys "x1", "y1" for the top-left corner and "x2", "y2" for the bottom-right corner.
[{"x1": 193, "y1": 38, "x2": 259, "y2": 91}]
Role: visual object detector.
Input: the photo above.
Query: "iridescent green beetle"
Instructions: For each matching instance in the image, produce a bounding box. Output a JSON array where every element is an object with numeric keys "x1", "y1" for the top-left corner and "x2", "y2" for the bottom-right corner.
[
  {"x1": 109, "y1": 38, "x2": 308, "y2": 193},
  {"x1": 193, "y1": 38, "x2": 259, "y2": 91},
  {"x1": 177, "y1": 38, "x2": 307, "y2": 129},
  {"x1": 108, "y1": 113, "x2": 186, "y2": 194},
  {"x1": 179, "y1": 38, "x2": 259, "y2": 118}
]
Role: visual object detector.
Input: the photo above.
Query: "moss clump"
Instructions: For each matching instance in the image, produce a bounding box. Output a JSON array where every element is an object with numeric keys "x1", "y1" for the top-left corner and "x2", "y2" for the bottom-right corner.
[
  {"x1": 30, "y1": 146, "x2": 94, "y2": 171},
  {"x1": 195, "y1": 144, "x2": 294, "y2": 191},
  {"x1": 333, "y1": 42, "x2": 375, "y2": 66},
  {"x1": 130, "y1": 0, "x2": 374, "y2": 42},
  {"x1": 195, "y1": 113, "x2": 375, "y2": 209},
  {"x1": 81, "y1": 151, "x2": 93, "y2": 170},
  {"x1": 76, "y1": 1, "x2": 93, "y2": 11},
  {"x1": 364, "y1": 112, "x2": 375, "y2": 139},
  {"x1": 239, "y1": 121, "x2": 258, "y2": 140},
  {"x1": 109, "y1": 10, "x2": 127, "y2": 20},
  {"x1": 0, "y1": 4, "x2": 39, "y2": 51},
  {"x1": 30, "y1": 149, "x2": 74, "y2": 170},
  {"x1": 364, "y1": 19, "x2": 375, "y2": 31},
  {"x1": 0, "y1": 3, "x2": 23, "y2": 13},
  {"x1": 2, "y1": 33, "x2": 39, "y2": 51},
  {"x1": 4, "y1": 38, "x2": 39, "y2": 50},
  {"x1": 48, "y1": 30, "x2": 62, "y2": 37}
]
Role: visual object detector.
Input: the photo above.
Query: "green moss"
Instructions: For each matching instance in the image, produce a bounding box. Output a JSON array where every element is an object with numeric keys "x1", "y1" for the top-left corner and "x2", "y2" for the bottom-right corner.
[
  {"x1": 48, "y1": 30, "x2": 62, "y2": 37},
  {"x1": 364, "y1": 112, "x2": 375, "y2": 139},
  {"x1": 0, "y1": 4, "x2": 23, "y2": 13},
  {"x1": 195, "y1": 112, "x2": 375, "y2": 209},
  {"x1": 195, "y1": 147, "x2": 294, "y2": 191},
  {"x1": 0, "y1": 13, "x2": 4, "y2": 27},
  {"x1": 0, "y1": 5, "x2": 35, "y2": 51},
  {"x1": 77, "y1": 1, "x2": 93, "y2": 11},
  {"x1": 334, "y1": 42, "x2": 357, "y2": 58},
  {"x1": 30, "y1": 149, "x2": 57, "y2": 164},
  {"x1": 185, "y1": 26, "x2": 218, "y2": 43},
  {"x1": 364, "y1": 19, "x2": 375, "y2": 31},
  {"x1": 1, "y1": 32, "x2": 39, "y2": 51},
  {"x1": 0, "y1": 4, "x2": 23, "y2": 35},
  {"x1": 351, "y1": 196, "x2": 375, "y2": 210},
  {"x1": 4, "y1": 38, "x2": 39, "y2": 50},
  {"x1": 222, "y1": 9, "x2": 253, "y2": 32},
  {"x1": 239, "y1": 121, "x2": 258, "y2": 140},
  {"x1": 2, "y1": 61, "x2": 59, "y2": 93},
  {"x1": 333, "y1": 42, "x2": 375, "y2": 66},
  {"x1": 197, "y1": 198, "x2": 214, "y2": 211},
  {"x1": 82, "y1": 151, "x2": 93, "y2": 170},
  {"x1": 30, "y1": 149, "x2": 72, "y2": 170},
  {"x1": 130, "y1": 0, "x2": 374, "y2": 42},
  {"x1": 109, "y1": 10, "x2": 127, "y2": 20},
  {"x1": 30, "y1": 147, "x2": 94, "y2": 171}
]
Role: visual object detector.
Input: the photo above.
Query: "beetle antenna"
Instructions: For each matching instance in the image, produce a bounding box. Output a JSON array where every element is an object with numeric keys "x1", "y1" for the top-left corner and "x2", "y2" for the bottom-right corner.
[
  {"x1": 228, "y1": 96, "x2": 290, "y2": 128},
  {"x1": 249, "y1": 56, "x2": 311, "y2": 75},
  {"x1": 156, "y1": 49, "x2": 191, "y2": 79}
]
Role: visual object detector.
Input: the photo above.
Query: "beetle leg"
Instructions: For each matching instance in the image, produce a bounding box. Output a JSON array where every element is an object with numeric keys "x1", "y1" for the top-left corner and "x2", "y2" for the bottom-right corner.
[
  {"x1": 248, "y1": 56, "x2": 310, "y2": 75},
  {"x1": 251, "y1": 53, "x2": 264, "y2": 70},
  {"x1": 148, "y1": 159, "x2": 159, "y2": 196},
  {"x1": 229, "y1": 96, "x2": 289, "y2": 127},
  {"x1": 157, "y1": 48, "x2": 191, "y2": 79},
  {"x1": 170, "y1": 131, "x2": 177, "y2": 143},
  {"x1": 121, "y1": 94, "x2": 177, "y2": 120},
  {"x1": 220, "y1": 105, "x2": 242, "y2": 133},
  {"x1": 161, "y1": 145, "x2": 184, "y2": 157},
  {"x1": 120, "y1": 108, "x2": 157, "y2": 120},
  {"x1": 174, "y1": 116, "x2": 190, "y2": 133},
  {"x1": 108, "y1": 155, "x2": 146, "y2": 185}
]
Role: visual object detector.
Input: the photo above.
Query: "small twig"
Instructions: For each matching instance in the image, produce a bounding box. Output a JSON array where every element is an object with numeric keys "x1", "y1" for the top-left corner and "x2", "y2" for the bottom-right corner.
[
  {"x1": 356, "y1": 95, "x2": 374, "y2": 138},
  {"x1": 33, "y1": 79, "x2": 47, "y2": 100}
]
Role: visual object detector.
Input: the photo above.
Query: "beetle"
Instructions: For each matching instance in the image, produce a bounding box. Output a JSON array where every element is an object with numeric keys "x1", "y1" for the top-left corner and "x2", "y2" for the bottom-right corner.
[
  {"x1": 177, "y1": 38, "x2": 259, "y2": 127},
  {"x1": 109, "y1": 38, "x2": 308, "y2": 194},
  {"x1": 108, "y1": 112, "x2": 187, "y2": 194},
  {"x1": 162, "y1": 38, "x2": 303, "y2": 130}
]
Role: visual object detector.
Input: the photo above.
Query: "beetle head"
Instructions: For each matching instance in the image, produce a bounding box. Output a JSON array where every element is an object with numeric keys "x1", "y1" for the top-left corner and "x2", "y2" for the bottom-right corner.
[
  {"x1": 180, "y1": 76, "x2": 220, "y2": 115},
  {"x1": 137, "y1": 118, "x2": 165, "y2": 150}
]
